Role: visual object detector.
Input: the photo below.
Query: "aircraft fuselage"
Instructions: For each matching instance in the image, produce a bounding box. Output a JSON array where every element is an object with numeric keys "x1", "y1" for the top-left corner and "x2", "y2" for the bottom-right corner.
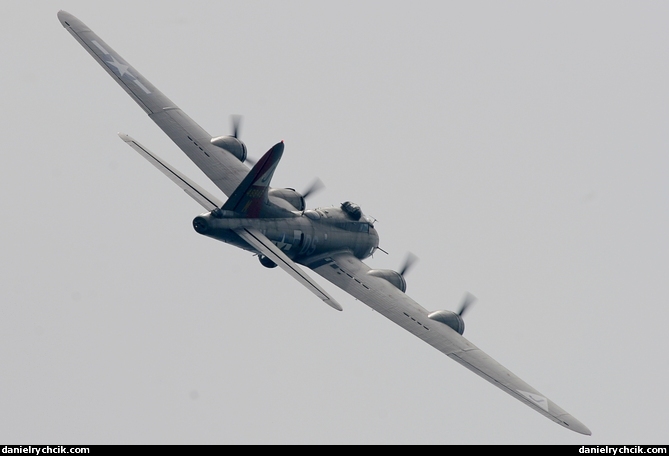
[{"x1": 193, "y1": 204, "x2": 380, "y2": 264}]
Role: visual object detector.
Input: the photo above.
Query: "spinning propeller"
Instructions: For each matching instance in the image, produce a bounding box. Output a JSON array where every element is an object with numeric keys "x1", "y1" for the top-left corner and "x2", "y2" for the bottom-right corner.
[
  {"x1": 457, "y1": 292, "x2": 477, "y2": 318},
  {"x1": 230, "y1": 115, "x2": 257, "y2": 165},
  {"x1": 231, "y1": 114, "x2": 242, "y2": 139},
  {"x1": 397, "y1": 252, "x2": 476, "y2": 325},
  {"x1": 302, "y1": 178, "x2": 325, "y2": 200},
  {"x1": 399, "y1": 252, "x2": 419, "y2": 277}
]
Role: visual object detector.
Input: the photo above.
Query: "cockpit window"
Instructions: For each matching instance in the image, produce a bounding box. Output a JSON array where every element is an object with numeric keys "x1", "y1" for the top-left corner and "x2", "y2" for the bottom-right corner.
[{"x1": 335, "y1": 221, "x2": 369, "y2": 232}]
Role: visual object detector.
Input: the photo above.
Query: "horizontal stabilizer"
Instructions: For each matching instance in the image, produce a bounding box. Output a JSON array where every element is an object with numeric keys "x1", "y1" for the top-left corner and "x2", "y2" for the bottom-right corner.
[
  {"x1": 236, "y1": 227, "x2": 342, "y2": 311},
  {"x1": 118, "y1": 133, "x2": 224, "y2": 211}
]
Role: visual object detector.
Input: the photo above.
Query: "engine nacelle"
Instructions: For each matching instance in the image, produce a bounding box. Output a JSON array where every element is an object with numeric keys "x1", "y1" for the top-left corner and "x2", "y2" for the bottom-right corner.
[
  {"x1": 268, "y1": 188, "x2": 306, "y2": 211},
  {"x1": 210, "y1": 135, "x2": 248, "y2": 163},
  {"x1": 367, "y1": 269, "x2": 406, "y2": 293},
  {"x1": 428, "y1": 310, "x2": 465, "y2": 335}
]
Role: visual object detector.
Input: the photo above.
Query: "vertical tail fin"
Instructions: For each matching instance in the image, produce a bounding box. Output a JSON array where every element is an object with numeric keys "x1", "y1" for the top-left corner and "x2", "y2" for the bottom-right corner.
[{"x1": 221, "y1": 142, "x2": 284, "y2": 217}]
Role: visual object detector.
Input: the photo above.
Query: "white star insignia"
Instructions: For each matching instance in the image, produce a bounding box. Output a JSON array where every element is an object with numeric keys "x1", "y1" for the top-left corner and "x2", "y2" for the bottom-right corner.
[{"x1": 106, "y1": 55, "x2": 130, "y2": 77}]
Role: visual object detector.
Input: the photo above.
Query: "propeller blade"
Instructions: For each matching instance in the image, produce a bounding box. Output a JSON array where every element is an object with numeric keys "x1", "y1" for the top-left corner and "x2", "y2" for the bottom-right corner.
[
  {"x1": 302, "y1": 178, "x2": 325, "y2": 199},
  {"x1": 399, "y1": 252, "x2": 418, "y2": 277},
  {"x1": 457, "y1": 292, "x2": 477, "y2": 317},
  {"x1": 231, "y1": 114, "x2": 242, "y2": 138}
]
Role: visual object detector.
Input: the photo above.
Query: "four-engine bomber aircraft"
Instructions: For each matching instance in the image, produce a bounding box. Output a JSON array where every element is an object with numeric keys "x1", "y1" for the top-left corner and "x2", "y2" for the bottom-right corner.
[{"x1": 58, "y1": 11, "x2": 590, "y2": 435}]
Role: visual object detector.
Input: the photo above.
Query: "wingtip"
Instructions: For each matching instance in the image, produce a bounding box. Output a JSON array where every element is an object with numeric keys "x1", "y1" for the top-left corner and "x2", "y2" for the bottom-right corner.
[
  {"x1": 559, "y1": 414, "x2": 592, "y2": 436},
  {"x1": 57, "y1": 10, "x2": 73, "y2": 25},
  {"x1": 57, "y1": 10, "x2": 88, "y2": 32},
  {"x1": 327, "y1": 299, "x2": 343, "y2": 311},
  {"x1": 573, "y1": 422, "x2": 592, "y2": 436}
]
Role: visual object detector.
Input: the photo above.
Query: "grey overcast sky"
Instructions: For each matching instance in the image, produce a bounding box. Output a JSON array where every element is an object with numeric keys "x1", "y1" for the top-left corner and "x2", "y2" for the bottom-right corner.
[{"x1": 1, "y1": 0, "x2": 668, "y2": 444}]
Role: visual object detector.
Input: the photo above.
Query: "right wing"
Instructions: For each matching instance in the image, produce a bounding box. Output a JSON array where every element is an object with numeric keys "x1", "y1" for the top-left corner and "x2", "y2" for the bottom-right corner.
[
  {"x1": 305, "y1": 251, "x2": 591, "y2": 435},
  {"x1": 58, "y1": 11, "x2": 249, "y2": 197}
]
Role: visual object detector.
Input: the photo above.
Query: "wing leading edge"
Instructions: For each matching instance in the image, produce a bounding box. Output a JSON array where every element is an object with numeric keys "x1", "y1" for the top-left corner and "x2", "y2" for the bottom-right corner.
[{"x1": 304, "y1": 252, "x2": 591, "y2": 435}]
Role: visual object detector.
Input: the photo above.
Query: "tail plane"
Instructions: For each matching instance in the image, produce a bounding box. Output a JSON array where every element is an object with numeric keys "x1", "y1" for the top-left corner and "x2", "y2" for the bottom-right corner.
[{"x1": 221, "y1": 141, "x2": 284, "y2": 217}]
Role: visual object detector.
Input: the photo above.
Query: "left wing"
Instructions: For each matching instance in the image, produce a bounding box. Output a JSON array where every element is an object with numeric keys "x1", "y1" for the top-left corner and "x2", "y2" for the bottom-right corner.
[
  {"x1": 304, "y1": 251, "x2": 591, "y2": 435},
  {"x1": 58, "y1": 11, "x2": 249, "y2": 197}
]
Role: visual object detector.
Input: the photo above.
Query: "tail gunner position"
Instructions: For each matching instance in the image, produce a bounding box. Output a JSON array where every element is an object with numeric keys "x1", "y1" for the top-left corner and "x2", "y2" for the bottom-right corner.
[{"x1": 59, "y1": 11, "x2": 591, "y2": 435}]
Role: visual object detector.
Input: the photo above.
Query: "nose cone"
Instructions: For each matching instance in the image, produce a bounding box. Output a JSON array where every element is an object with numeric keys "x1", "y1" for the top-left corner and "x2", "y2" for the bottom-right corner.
[
  {"x1": 370, "y1": 225, "x2": 380, "y2": 248},
  {"x1": 359, "y1": 225, "x2": 380, "y2": 259}
]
